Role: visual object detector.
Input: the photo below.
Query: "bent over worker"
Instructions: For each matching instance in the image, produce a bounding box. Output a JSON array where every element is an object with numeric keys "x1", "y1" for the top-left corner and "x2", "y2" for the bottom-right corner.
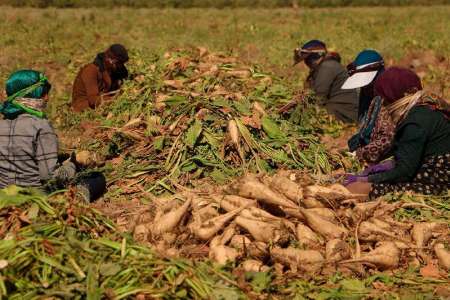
[
  {"x1": 344, "y1": 67, "x2": 450, "y2": 198},
  {"x1": 293, "y1": 40, "x2": 358, "y2": 123},
  {"x1": 0, "y1": 70, "x2": 106, "y2": 201},
  {"x1": 72, "y1": 44, "x2": 129, "y2": 112}
]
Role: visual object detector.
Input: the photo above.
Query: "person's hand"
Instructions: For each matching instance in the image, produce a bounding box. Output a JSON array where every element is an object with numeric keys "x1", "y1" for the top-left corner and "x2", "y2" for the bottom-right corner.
[
  {"x1": 360, "y1": 160, "x2": 395, "y2": 176},
  {"x1": 343, "y1": 174, "x2": 368, "y2": 186}
]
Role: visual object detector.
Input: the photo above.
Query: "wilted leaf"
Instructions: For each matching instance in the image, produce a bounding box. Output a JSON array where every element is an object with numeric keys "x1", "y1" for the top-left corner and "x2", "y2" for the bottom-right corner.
[
  {"x1": 153, "y1": 136, "x2": 165, "y2": 151},
  {"x1": 339, "y1": 278, "x2": 367, "y2": 292},
  {"x1": 185, "y1": 120, "x2": 203, "y2": 148},
  {"x1": 87, "y1": 264, "x2": 101, "y2": 300},
  {"x1": 210, "y1": 168, "x2": 228, "y2": 184},
  {"x1": 261, "y1": 116, "x2": 286, "y2": 140},
  {"x1": 164, "y1": 95, "x2": 188, "y2": 106},
  {"x1": 203, "y1": 131, "x2": 221, "y2": 149},
  {"x1": 27, "y1": 203, "x2": 40, "y2": 220},
  {"x1": 99, "y1": 263, "x2": 121, "y2": 277},
  {"x1": 245, "y1": 271, "x2": 272, "y2": 293}
]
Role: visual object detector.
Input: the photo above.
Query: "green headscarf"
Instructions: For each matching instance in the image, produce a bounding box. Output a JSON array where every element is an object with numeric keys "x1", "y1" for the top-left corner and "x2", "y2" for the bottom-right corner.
[{"x1": 0, "y1": 70, "x2": 51, "y2": 119}]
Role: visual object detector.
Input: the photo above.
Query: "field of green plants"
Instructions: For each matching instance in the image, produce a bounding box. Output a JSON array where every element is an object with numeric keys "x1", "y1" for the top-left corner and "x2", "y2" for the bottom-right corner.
[{"x1": 0, "y1": 5, "x2": 449, "y2": 300}]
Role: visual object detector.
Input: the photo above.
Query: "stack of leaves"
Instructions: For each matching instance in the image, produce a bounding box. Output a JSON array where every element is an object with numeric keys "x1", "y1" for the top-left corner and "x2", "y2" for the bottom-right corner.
[
  {"x1": 123, "y1": 172, "x2": 450, "y2": 280},
  {"x1": 0, "y1": 186, "x2": 245, "y2": 299},
  {"x1": 72, "y1": 47, "x2": 345, "y2": 194}
]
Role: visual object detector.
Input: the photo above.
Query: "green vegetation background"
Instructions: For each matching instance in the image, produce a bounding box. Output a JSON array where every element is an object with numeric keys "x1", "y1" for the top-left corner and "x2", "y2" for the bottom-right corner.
[
  {"x1": 1, "y1": 6, "x2": 448, "y2": 103},
  {"x1": 1, "y1": 0, "x2": 449, "y2": 8}
]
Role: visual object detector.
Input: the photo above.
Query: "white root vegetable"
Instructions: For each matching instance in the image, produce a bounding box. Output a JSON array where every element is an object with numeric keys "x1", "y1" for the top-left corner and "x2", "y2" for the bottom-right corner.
[
  {"x1": 306, "y1": 208, "x2": 336, "y2": 222},
  {"x1": 235, "y1": 216, "x2": 281, "y2": 243},
  {"x1": 229, "y1": 235, "x2": 252, "y2": 250},
  {"x1": 382, "y1": 218, "x2": 412, "y2": 230},
  {"x1": 228, "y1": 119, "x2": 241, "y2": 147},
  {"x1": 300, "y1": 208, "x2": 348, "y2": 240},
  {"x1": 209, "y1": 245, "x2": 239, "y2": 265},
  {"x1": 296, "y1": 224, "x2": 322, "y2": 247},
  {"x1": 270, "y1": 175, "x2": 303, "y2": 203},
  {"x1": 283, "y1": 208, "x2": 305, "y2": 221},
  {"x1": 193, "y1": 204, "x2": 219, "y2": 222},
  {"x1": 192, "y1": 207, "x2": 244, "y2": 240},
  {"x1": 369, "y1": 218, "x2": 391, "y2": 231},
  {"x1": 211, "y1": 195, "x2": 256, "y2": 212},
  {"x1": 434, "y1": 243, "x2": 450, "y2": 270},
  {"x1": 353, "y1": 200, "x2": 381, "y2": 220},
  {"x1": 359, "y1": 221, "x2": 410, "y2": 244},
  {"x1": 220, "y1": 224, "x2": 237, "y2": 245},
  {"x1": 240, "y1": 206, "x2": 280, "y2": 223},
  {"x1": 241, "y1": 259, "x2": 270, "y2": 272},
  {"x1": 252, "y1": 102, "x2": 266, "y2": 116},
  {"x1": 211, "y1": 224, "x2": 237, "y2": 248},
  {"x1": 133, "y1": 224, "x2": 150, "y2": 242},
  {"x1": 305, "y1": 185, "x2": 348, "y2": 200},
  {"x1": 229, "y1": 235, "x2": 268, "y2": 259},
  {"x1": 412, "y1": 222, "x2": 446, "y2": 248},
  {"x1": 326, "y1": 239, "x2": 351, "y2": 261},
  {"x1": 303, "y1": 197, "x2": 326, "y2": 208},
  {"x1": 233, "y1": 175, "x2": 298, "y2": 208},
  {"x1": 329, "y1": 184, "x2": 351, "y2": 195},
  {"x1": 75, "y1": 150, "x2": 99, "y2": 166},
  {"x1": 190, "y1": 197, "x2": 213, "y2": 211},
  {"x1": 271, "y1": 247, "x2": 324, "y2": 272},
  {"x1": 151, "y1": 199, "x2": 192, "y2": 236},
  {"x1": 339, "y1": 242, "x2": 400, "y2": 270},
  {"x1": 248, "y1": 242, "x2": 269, "y2": 259}
]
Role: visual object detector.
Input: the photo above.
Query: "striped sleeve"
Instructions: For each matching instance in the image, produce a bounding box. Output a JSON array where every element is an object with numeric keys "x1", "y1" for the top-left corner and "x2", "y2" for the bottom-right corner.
[{"x1": 35, "y1": 121, "x2": 59, "y2": 182}]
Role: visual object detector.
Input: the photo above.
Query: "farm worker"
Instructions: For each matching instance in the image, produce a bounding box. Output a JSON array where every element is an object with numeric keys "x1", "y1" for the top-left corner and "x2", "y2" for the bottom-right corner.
[
  {"x1": 293, "y1": 39, "x2": 358, "y2": 123},
  {"x1": 342, "y1": 49, "x2": 385, "y2": 121},
  {"x1": 71, "y1": 44, "x2": 129, "y2": 112},
  {"x1": 344, "y1": 67, "x2": 450, "y2": 198},
  {"x1": 0, "y1": 70, "x2": 106, "y2": 201},
  {"x1": 344, "y1": 50, "x2": 396, "y2": 164}
]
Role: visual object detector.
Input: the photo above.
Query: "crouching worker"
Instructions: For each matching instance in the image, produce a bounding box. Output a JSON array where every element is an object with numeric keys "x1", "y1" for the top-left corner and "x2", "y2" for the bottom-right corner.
[
  {"x1": 293, "y1": 40, "x2": 359, "y2": 123},
  {"x1": 345, "y1": 67, "x2": 450, "y2": 199},
  {"x1": 344, "y1": 50, "x2": 395, "y2": 164},
  {"x1": 72, "y1": 44, "x2": 129, "y2": 112},
  {"x1": 0, "y1": 70, "x2": 106, "y2": 202}
]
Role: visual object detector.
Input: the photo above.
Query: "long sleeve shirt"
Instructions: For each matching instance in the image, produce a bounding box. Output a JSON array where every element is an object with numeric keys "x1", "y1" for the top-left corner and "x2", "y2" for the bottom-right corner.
[
  {"x1": 369, "y1": 106, "x2": 450, "y2": 183},
  {"x1": 71, "y1": 63, "x2": 124, "y2": 112},
  {"x1": 356, "y1": 104, "x2": 395, "y2": 164},
  {"x1": 0, "y1": 114, "x2": 59, "y2": 188},
  {"x1": 310, "y1": 59, "x2": 359, "y2": 123}
]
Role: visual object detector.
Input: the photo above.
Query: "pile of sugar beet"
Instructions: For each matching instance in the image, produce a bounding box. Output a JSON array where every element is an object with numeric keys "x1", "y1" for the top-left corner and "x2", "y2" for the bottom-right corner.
[{"x1": 98, "y1": 171, "x2": 450, "y2": 277}]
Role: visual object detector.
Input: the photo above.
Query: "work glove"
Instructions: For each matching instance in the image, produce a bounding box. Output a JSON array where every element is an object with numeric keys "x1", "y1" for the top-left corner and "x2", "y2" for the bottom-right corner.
[
  {"x1": 343, "y1": 174, "x2": 369, "y2": 186},
  {"x1": 360, "y1": 160, "x2": 395, "y2": 176},
  {"x1": 53, "y1": 161, "x2": 77, "y2": 184}
]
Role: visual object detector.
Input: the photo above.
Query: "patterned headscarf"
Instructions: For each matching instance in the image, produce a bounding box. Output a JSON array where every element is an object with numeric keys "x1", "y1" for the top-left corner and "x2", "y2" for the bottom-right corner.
[{"x1": 0, "y1": 70, "x2": 51, "y2": 119}]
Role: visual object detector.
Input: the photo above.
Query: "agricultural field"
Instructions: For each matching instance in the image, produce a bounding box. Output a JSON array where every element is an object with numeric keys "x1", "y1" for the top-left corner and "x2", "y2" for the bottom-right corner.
[{"x1": 0, "y1": 5, "x2": 449, "y2": 300}]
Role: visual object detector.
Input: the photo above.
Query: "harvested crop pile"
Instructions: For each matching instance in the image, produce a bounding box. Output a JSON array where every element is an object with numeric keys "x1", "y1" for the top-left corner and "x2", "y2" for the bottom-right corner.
[
  {"x1": 71, "y1": 47, "x2": 348, "y2": 195},
  {"x1": 0, "y1": 186, "x2": 244, "y2": 299},
  {"x1": 1, "y1": 181, "x2": 449, "y2": 298},
  {"x1": 112, "y1": 172, "x2": 450, "y2": 278}
]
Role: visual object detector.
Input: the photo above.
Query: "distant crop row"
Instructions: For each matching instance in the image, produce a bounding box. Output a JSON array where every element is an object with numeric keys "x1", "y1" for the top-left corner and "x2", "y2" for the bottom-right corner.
[{"x1": 1, "y1": 0, "x2": 448, "y2": 8}]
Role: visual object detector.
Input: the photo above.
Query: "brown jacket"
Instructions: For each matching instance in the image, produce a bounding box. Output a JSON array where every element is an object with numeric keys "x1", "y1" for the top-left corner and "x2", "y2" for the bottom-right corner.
[{"x1": 71, "y1": 63, "x2": 116, "y2": 112}]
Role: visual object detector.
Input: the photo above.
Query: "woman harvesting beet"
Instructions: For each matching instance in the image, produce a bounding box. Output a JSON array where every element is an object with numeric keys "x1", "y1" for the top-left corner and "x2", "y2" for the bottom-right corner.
[
  {"x1": 343, "y1": 50, "x2": 396, "y2": 165},
  {"x1": 345, "y1": 67, "x2": 450, "y2": 198},
  {"x1": 293, "y1": 40, "x2": 358, "y2": 123},
  {"x1": 0, "y1": 70, "x2": 106, "y2": 201}
]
